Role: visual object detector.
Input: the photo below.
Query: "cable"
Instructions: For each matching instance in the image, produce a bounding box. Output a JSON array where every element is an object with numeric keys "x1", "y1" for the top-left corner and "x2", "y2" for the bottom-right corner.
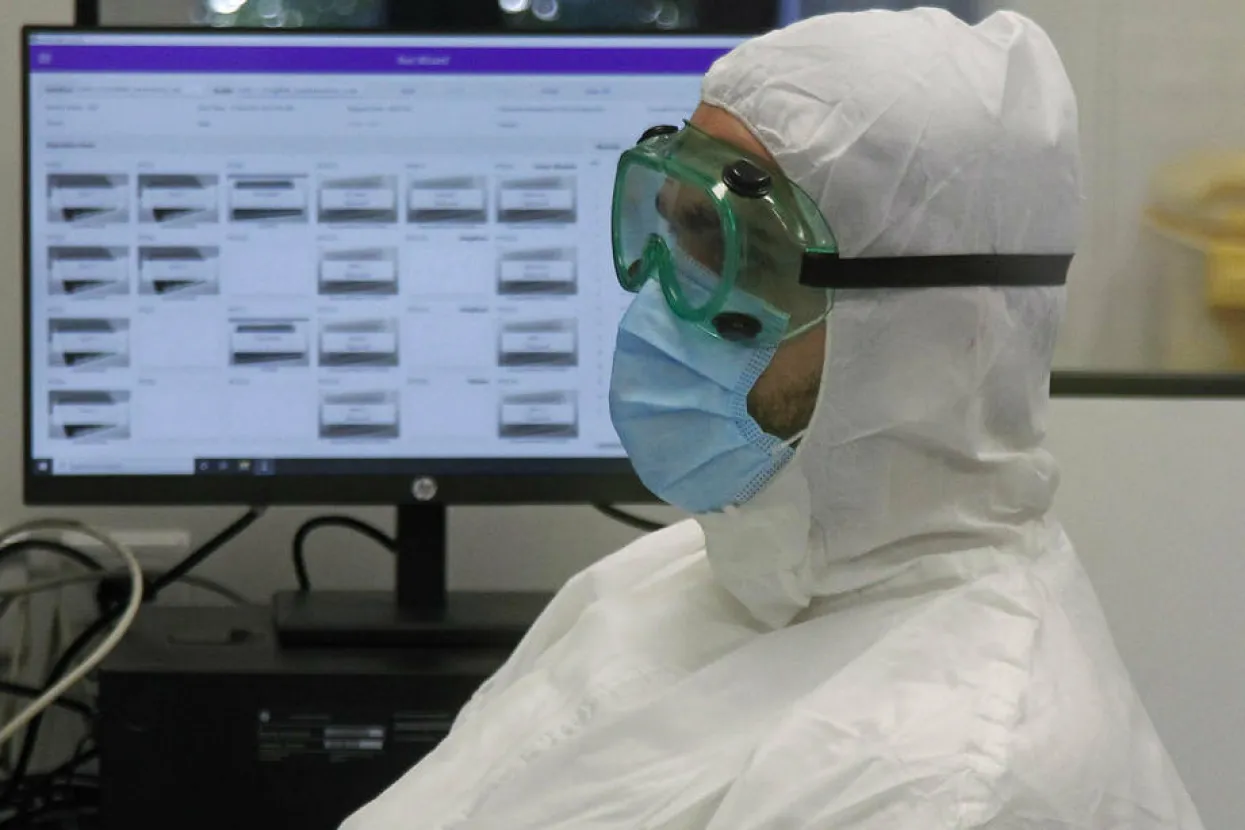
[
  {"x1": 149, "y1": 507, "x2": 265, "y2": 594},
  {"x1": 0, "y1": 545, "x2": 102, "y2": 639},
  {"x1": 0, "y1": 597, "x2": 25, "y2": 682},
  {"x1": 0, "y1": 539, "x2": 108, "y2": 679},
  {"x1": 174, "y1": 574, "x2": 250, "y2": 606},
  {"x1": 39, "y1": 741, "x2": 97, "y2": 789},
  {"x1": 2, "y1": 616, "x2": 115, "y2": 822},
  {"x1": 3, "y1": 616, "x2": 111, "y2": 811},
  {"x1": 107, "y1": 572, "x2": 249, "y2": 607},
  {"x1": 292, "y1": 515, "x2": 396, "y2": 591},
  {"x1": 0, "y1": 570, "x2": 247, "y2": 607},
  {"x1": 6, "y1": 740, "x2": 99, "y2": 824},
  {"x1": 2, "y1": 508, "x2": 265, "y2": 808},
  {"x1": 0, "y1": 571, "x2": 244, "y2": 703},
  {"x1": 11, "y1": 571, "x2": 247, "y2": 605},
  {"x1": 0, "y1": 521, "x2": 141, "y2": 750},
  {"x1": 0, "y1": 572, "x2": 113, "y2": 606},
  {"x1": 0, "y1": 540, "x2": 102, "y2": 575},
  {"x1": 0, "y1": 573, "x2": 99, "y2": 600},
  {"x1": 593, "y1": 504, "x2": 667, "y2": 533},
  {"x1": 0, "y1": 683, "x2": 91, "y2": 722},
  {"x1": 10, "y1": 802, "x2": 98, "y2": 828}
]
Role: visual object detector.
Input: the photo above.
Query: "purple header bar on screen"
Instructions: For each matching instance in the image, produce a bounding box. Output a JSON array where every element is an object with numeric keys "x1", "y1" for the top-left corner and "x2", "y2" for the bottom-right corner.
[{"x1": 28, "y1": 44, "x2": 729, "y2": 75}]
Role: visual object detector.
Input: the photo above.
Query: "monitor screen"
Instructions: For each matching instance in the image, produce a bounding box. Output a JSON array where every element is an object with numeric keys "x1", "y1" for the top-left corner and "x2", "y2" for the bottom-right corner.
[{"x1": 24, "y1": 29, "x2": 742, "y2": 504}]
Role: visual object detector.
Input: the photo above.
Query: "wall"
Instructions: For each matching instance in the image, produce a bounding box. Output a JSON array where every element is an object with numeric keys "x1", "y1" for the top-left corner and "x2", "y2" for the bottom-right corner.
[
  {"x1": 1, "y1": 1, "x2": 1242, "y2": 826},
  {"x1": 1048, "y1": 400, "x2": 1245, "y2": 829}
]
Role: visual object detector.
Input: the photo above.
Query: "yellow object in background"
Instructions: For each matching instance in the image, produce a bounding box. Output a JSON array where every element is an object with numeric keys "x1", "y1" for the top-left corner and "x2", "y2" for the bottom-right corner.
[
  {"x1": 1207, "y1": 244, "x2": 1245, "y2": 310},
  {"x1": 1144, "y1": 153, "x2": 1245, "y2": 370}
]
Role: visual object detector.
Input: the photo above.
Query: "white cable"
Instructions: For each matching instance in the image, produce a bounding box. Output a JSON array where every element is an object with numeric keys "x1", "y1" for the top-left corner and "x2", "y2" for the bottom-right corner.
[{"x1": 0, "y1": 520, "x2": 142, "y2": 748}]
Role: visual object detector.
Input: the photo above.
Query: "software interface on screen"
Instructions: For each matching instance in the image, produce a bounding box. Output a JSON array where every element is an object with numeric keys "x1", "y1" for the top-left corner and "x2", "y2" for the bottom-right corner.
[{"x1": 26, "y1": 31, "x2": 740, "y2": 476}]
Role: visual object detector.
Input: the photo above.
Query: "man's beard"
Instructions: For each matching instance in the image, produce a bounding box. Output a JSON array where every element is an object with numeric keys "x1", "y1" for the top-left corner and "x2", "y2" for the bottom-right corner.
[{"x1": 748, "y1": 371, "x2": 821, "y2": 441}]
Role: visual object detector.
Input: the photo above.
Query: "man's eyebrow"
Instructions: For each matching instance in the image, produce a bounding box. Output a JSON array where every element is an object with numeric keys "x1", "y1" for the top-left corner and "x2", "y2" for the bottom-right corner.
[{"x1": 750, "y1": 228, "x2": 780, "y2": 247}]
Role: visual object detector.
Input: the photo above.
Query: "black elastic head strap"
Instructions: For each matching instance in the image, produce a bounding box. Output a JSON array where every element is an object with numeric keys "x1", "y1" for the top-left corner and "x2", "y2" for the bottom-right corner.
[{"x1": 799, "y1": 254, "x2": 1072, "y2": 290}]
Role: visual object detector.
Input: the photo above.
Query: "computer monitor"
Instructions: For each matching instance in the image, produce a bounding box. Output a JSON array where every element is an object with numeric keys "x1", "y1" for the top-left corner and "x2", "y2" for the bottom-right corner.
[{"x1": 23, "y1": 27, "x2": 744, "y2": 644}]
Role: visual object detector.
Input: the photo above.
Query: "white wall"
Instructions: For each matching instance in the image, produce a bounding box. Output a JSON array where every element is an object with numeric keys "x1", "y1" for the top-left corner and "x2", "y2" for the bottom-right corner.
[
  {"x1": 1048, "y1": 400, "x2": 1245, "y2": 829},
  {"x1": 0, "y1": 1, "x2": 1241, "y2": 826}
]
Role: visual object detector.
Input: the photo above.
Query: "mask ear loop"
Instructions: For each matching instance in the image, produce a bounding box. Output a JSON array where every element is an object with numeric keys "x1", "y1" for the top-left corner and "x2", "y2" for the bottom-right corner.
[
  {"x1": 773, "y1": 430, "x2": 807, "y2": 456},
  {"x1": 726, "y1": 429, "x2": 807, "y2": 517}
]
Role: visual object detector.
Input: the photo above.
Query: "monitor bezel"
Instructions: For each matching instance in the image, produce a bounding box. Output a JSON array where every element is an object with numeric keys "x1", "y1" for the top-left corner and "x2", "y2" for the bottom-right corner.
[{"x1": 21, "y1": 24, "x2": 734, "y2": 506}]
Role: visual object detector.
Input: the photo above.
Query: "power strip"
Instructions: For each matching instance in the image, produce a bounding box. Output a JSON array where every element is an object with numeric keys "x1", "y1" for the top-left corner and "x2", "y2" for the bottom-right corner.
[
  {"x1": 57, "y1": 529, "x2": 191, "y2": 566},
  {"x1": 57, "y1": 529, "x2": 196, "y2": 605}
]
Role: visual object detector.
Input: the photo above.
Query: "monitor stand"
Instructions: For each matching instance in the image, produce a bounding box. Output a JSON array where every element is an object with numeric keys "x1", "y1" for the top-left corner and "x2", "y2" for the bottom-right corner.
[{"x1": 272, "y1": 504, "x2": 551, "y2": 649}]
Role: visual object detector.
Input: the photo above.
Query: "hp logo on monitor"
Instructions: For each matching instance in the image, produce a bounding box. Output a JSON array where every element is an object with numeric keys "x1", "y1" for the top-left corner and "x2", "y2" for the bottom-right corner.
[{"x1": 411, "y1": 477, "x2": 439, "y2": 501}]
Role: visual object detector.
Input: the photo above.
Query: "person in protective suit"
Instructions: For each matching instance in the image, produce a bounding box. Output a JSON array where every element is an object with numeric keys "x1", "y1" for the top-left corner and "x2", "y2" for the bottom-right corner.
[{"x1": 344, "y1": 9, "x2": 1205, "y2": 829}]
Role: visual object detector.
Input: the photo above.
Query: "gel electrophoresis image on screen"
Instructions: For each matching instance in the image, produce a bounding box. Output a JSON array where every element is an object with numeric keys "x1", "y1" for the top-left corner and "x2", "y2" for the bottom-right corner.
[{"x1": 24, "y1": 30, "x2": 742, "y2": 479}]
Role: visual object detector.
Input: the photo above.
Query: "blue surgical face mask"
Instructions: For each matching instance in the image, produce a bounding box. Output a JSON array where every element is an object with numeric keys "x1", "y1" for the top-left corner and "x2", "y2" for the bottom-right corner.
[{"x1": 609, "y1": 261, "x2": 799, "y2": 515}]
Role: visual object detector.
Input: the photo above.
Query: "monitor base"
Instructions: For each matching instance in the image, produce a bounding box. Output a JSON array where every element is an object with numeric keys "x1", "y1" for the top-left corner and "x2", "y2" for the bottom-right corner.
[{"x1": 272, "y1": 590, "x2": 551, "y2": 649}]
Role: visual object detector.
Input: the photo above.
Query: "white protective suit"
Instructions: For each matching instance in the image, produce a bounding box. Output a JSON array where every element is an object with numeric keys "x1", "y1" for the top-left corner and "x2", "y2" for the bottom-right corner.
[{"x1": 344, "y1": 9, "x2": 1204, "y2": 829}]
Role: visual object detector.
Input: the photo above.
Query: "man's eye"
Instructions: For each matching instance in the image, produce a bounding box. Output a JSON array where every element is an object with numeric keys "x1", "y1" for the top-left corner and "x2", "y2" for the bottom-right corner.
[{"x1": 749, "y1": 252, "x2": 778, "y2": 272}]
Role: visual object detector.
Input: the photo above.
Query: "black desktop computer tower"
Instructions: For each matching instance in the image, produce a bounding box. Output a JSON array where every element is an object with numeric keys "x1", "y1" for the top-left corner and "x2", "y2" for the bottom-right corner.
[{"x1": 97, "y1": 607, "x2": 511, "y2": 830}]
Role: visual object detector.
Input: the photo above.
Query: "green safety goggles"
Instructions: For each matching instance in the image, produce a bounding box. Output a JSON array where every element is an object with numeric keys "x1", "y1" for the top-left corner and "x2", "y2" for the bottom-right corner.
[{"x1": 612, "y1": 122, "x2": 1074, "y2": 346}]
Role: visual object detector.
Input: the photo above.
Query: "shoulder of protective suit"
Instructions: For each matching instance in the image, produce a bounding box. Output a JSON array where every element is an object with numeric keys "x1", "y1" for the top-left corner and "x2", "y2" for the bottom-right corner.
[
  {"x1": 570, "y1": 517, "x2": 706, "y2": 596},
  {"x1": 452, "y1": 519, "x2": 707, "y2": 721},
  {"x1": 705, "y1": 561, "x2": 1166, "y2": 828}
]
